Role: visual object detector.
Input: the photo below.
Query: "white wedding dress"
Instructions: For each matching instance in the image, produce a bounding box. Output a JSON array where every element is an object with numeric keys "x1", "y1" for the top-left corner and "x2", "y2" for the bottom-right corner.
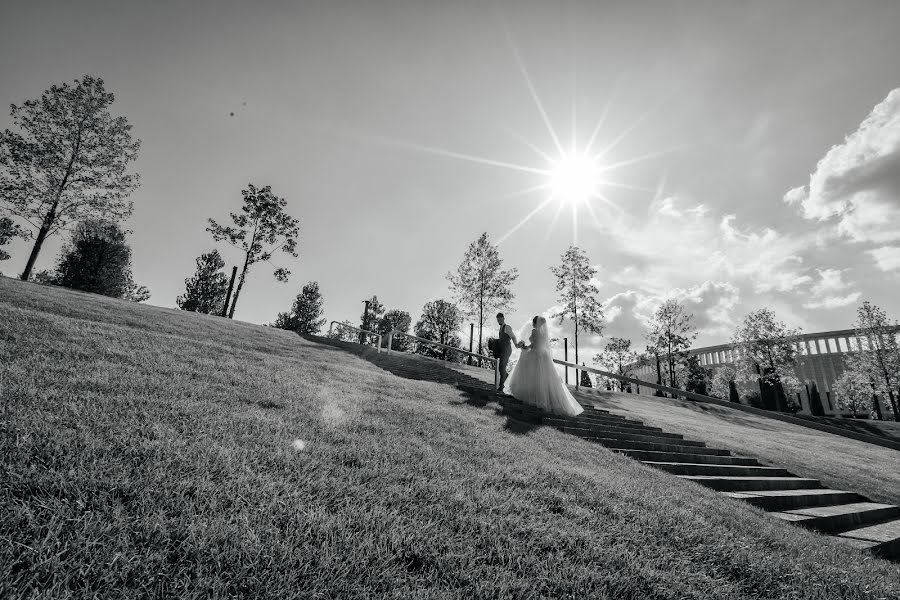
[{"x1": 507, "y1": 317, "x2": 584, "y2": 417}]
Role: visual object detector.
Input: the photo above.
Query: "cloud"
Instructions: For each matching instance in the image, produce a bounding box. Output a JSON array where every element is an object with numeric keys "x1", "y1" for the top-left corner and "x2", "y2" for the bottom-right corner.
[
  {"x1": 803, "y1": 293, "x2": 861, "y2": 310},
  {"x1": 530, "y1": 281, "x2": 741, "y2": 362},
  {"x1": 868, "y1": 246, "x2": 900, "y2": 272},
  {"x1": 784, "y1": 87, "x2": 900, "y2": 244},
  {"x1": 607, "y1": 195, "x2": 816, "y2": 297},
  {"x1": 809, "y1": 268, "x2": 849, "y2": 296}
]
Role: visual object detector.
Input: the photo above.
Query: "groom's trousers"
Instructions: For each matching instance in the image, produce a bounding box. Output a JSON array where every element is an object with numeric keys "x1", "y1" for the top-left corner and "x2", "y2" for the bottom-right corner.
[{"x1": 498, "y1": 348, "x2": 512, "y2": 391}]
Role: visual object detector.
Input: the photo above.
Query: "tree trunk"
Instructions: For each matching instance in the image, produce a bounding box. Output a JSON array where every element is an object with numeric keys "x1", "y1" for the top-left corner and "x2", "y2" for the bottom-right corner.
[
  {"x1": 891, "y1": 389, "x2": 900, "y2": 422},
  {"x1": 227, "y1": 252, "x2": 251, "y2": 319},
  {"x1": 654, "y1": 352, "x2": 665, "y2": 397},
  {"x1": 20, "y1": 202, "x2": 59, "y2": 281},
  {"x1": 872, "y1": 393, "x2": 884, "y2": 420}
]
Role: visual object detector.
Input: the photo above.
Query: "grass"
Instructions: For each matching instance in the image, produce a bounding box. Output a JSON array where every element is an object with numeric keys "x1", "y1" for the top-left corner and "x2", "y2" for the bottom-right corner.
[
  {"x1": 1, "y1": 276, "x2": 899, "y2": 599},
  {"x1": 583, "y1": 390, "x2": 900, "y2": 507}
]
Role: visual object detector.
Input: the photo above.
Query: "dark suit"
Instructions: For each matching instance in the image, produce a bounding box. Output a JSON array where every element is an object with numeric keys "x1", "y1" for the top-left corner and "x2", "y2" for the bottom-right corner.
[{"x1": 497, "y1": 324, "x2": 513, "y2": 392}]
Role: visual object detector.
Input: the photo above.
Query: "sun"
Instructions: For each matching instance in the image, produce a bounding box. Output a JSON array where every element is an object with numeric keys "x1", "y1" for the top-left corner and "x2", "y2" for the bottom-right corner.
[
  {"x1": 366, "y1": 24, "x2": 673, "y2": 246},
  {"x1": 548, "y1": 152, "x2": 604, "y2": 205}
]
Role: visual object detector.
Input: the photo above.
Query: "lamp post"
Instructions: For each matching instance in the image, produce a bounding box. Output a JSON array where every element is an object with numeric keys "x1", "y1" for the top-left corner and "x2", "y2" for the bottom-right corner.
[{"x1": 360, "y1": 300, "x2": 371, "y2": 345}]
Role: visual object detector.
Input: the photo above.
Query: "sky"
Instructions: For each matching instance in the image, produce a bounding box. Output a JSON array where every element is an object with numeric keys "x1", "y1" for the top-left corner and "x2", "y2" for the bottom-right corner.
[{"x1": 2, "y1": 0, "x2": 900, "y2": 365}]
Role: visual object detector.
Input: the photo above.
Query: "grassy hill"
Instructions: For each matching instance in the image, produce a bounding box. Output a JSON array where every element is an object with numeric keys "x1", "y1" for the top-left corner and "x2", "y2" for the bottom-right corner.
[{"x1": 1, "y1": 276, "x2": 899, "y2": 599}]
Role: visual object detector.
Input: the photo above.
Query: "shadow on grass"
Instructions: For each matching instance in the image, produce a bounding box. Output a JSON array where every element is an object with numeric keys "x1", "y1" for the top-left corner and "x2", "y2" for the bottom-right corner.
[
  {"x1": 594, "y1": 393, "x2": 784, "y2": 432},
  {"x1": 793, "y1": 415, "x2": 900, "y2": 442}
]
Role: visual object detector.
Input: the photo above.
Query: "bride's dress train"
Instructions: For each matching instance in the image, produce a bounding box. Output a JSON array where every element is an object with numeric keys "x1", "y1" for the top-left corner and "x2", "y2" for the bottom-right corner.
[{"x1": 507, "y1": 317, "x2": 584, "y2": 417}]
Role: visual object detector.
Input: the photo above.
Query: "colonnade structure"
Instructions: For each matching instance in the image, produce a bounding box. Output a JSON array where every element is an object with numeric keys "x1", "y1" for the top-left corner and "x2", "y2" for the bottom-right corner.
[{"x1": 631, "y1": 327, "x2": 900, "y2": 417}]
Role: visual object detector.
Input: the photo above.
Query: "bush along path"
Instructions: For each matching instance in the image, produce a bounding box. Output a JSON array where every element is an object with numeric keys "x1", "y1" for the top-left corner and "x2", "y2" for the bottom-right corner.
[{"x1": 309, "y1": 335, "x2": 900, "y2": 561}]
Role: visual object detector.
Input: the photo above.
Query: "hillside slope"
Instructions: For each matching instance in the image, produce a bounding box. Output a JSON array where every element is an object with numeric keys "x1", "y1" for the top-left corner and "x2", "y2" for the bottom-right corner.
[{"x1": 1, "y1": 277, "x2": 898, "y2": 599}]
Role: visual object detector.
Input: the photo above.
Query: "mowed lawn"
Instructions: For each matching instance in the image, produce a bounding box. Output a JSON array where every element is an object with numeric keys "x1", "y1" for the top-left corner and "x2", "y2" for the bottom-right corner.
[{"x1": 1, "y1": 278, "x2": 899, "y2": 599}]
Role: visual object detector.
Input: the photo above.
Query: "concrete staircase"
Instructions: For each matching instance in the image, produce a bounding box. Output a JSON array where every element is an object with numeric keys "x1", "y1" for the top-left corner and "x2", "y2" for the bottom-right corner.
[{"x1": 306, "y1": 336, "x2": 900, "y2": 560}]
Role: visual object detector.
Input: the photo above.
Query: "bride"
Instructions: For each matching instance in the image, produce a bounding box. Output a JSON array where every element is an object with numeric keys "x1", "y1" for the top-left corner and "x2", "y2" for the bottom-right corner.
[{"x1": 507, "y1": 316, "x2": 584, "y2": 417}]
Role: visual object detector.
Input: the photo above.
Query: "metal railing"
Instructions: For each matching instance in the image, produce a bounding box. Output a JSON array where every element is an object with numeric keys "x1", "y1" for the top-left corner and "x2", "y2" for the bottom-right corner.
[
  {"x1": 328, "y1": 321, "x2": 385, "y2": 353},
  {"x1": 385, "y1": 329, "x2": 500, "y2": 389},
  {"x1": 552, "y1": 358, "x2": 705, "y2": 401}
]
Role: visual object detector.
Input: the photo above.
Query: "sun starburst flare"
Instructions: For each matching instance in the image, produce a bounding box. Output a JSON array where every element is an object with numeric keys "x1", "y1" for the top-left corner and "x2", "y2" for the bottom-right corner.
[{"x1": 354, "y1": 26, "x2": 678, "y2": 247}]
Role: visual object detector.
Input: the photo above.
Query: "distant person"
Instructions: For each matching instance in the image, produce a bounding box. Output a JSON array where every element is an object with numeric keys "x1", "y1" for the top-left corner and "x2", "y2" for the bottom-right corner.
[
  {"x1": 506, "y1": 316, "x2": 584, "y2": 417},
  {"x1": 495, "y1": 312, "x2": 519, "y2": 394}
]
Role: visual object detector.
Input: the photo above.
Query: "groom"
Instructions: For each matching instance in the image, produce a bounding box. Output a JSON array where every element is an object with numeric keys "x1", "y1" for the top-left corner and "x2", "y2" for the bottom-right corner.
[{"x1": 495, "y1": 312, "x2": 519, "y2": 395}]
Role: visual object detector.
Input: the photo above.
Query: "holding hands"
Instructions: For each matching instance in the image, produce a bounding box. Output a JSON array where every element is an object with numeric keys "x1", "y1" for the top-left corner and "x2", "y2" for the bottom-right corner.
[{"x1": 517, "y1": 341, "x2": 527, "y2": 349}]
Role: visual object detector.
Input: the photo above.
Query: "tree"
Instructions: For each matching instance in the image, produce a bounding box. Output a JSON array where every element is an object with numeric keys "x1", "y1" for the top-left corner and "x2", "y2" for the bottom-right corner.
[
  {"x1": 646, "y1": 299, "x2": 696, "y2": 391},
  {"x1": 123, "y1": 274, "x2": 151, "y2": 303},
  {"x1": 207, "y1": 184, "x2": 299, "y2": 318},
  {"x1": 55, "y1": 220, "x2": 140, "y2": 299},
  {"x1": 594, "y1": 337, "x2": 637, "y2": 392},
  {"x1": 675, "y1": 355, "x2": 712, "y2": 396},
  {"x1": 447, "y1": 232, "x2": 518, "y2": 357},
  {"x1": 852, "y1": 301, "x2": 900, "y2": 421},
  {"x1": 326, "y1": 320, "x2": 357, "y2": 342},
  {"x1": 838, "y1": 348, "x2": 892, "y2": 421},
  {"x1": 807, "y1": 381, "x2": 826, "y2": 417},
  {"x1": 580, "y1": 364, "x2": 593, "y2": 388},
  {"x1": 0, "y1": 76, "x2": 141, "y2": 281},
  {"x1": 376, "y1": 309, "x2": 412, "y2": 351},
  {"x1": 415, "y1": 299, "x2": 464, "y2": 361},
  {"x1": 550, "y1": 246, "x2": 604, "y2": 371},
  {"x1": 833, "y1": 360, "x2": 877, "y2": 416},
  {"x1": 710, "y1": 365, "x2": 737, "y2": 400},
  {"x1": 731, "y1": 308, "x2": 802, "y2": 412},
  {"x1": 177, "y1": 250, "x2": 229, "y2": 314},
  {"x1": 0, "y1": 217, "x2": 25, "y2": 261},
  {"x1": 644, "y1": 340, "x2": 666, "y2": 397},
  {"x1": 360, "y1": 295, "x2": 385, "y2": 336},
  {"x1": 272, "y1": 281, "x2": 326, "y2": 335}
]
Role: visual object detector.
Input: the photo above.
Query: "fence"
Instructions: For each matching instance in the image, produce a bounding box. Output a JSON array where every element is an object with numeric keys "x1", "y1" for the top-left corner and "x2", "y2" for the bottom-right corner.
[{"x1": 328, "y1": 321, "x2": 384, "y2": 353}]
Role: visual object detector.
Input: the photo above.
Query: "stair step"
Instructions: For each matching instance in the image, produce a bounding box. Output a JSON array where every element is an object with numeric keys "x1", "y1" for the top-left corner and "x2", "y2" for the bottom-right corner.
[
  {"x1": 724, "y1": 489, "x2": 863, "y2": 511},
  {"x1": 680, "y1": 475, "x2": 822, "y2": 492},
  {"x1": 772, "y1": 502, "x2": 900, "y2": 534},
  {"x1": 644, "y1": 462, "x2": 790, "y2": 477},
  {"x1": 552, "y1": 423, "x2": 682, "y2": 439},
  {"x1": 544, "y1": 416, "x2": 662, "y2": 431},
  {"x1": 591, "y1": 438, "x2": 731, "y2": 455},
  {"x1": 568, "y1": 428, "x2": 705, "y2": 446},
  {"x1": 617, "y1": 450, "x2": 751, "y2": 465},
  {"x1": 836, "y1": 517, "x2": 900, "y2": 559}
]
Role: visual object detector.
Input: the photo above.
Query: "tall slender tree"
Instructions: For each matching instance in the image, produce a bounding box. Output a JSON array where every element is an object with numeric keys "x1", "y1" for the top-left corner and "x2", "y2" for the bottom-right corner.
[
  {"x1": 207, "y1": 184, "x2": 299, "y2": 318},
  {"x1": 550, "y1": 246, "x2": 604, "y2": 371},
  {"x1": 0, "y1": 76, "x2": 141, "y2": 281},
  {"x1": 851, "y1": 301, "x2": 900, "y2": 421},
  {"x1": 447, "y1": 232, "x2": 518, "y2": 356},
  {"x1": 177, "y1": 250, "x2": 229, "y2": 314},
  {"x1": 647, "y1": 299, "x2": 696, "y2": 391},
  {"x1": 272, "y1": 281, "x2": 326, "y2": 335}
]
